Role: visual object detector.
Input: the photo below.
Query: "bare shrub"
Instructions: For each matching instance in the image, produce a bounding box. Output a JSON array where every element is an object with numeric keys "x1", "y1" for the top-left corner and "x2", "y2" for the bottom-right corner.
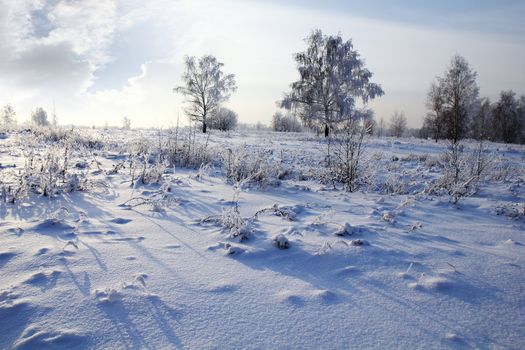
[
  {"x1": 223, "y1": 145, "x2": 281, "y2": 187},
  {"x1": 429, "y1": 142, "x2": 479, "y2": 203},
  {"x1": 322, "y1": 119, "x2": 369, "y2": 192}
]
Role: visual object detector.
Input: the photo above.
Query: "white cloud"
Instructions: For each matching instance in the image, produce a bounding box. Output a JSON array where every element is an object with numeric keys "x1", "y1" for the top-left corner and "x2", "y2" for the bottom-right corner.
[{"x1": 0, "y1": 0, "x2": 524, "y2": 128}]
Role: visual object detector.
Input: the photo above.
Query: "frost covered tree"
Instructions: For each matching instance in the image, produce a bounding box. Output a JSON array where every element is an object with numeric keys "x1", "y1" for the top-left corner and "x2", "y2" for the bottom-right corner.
[
  {"x1": 425, "y1": 82, "x2": 445, "y2": 142},
  {"x1": 518, "y1": 95, "x2": 525, "y2": 144},
  {"x1": 122, "y1": 116, "x2": 131, "y2": 130},
  {"x1": 389, "y1": 111, "x2": 407, "y2": 138},
  {"x1": 174, "y1": 55, "x2": 237, "y2": 133},
  {"x1": 31, "y1": 107, "x2": 49, "y2": 126},
  {"x1": 208, "y1": 107, "x2": 238, "y2": 131},
  {"x1": 426, "y1": 56, "x2": 480, "y2": 202},
  {"x1": 281, "y1": 29, "x2": 384, "y2": 137},
  {"x1": 427, "y1": 55, "x2": 479, "y2": 144},
  {"x1": 1, "y1": 104, "x2": 16, "y2": 127},
  {"x1": 490, "y1": 91, "x2": 520, "y2": 144},
  {"x1": 470, "y1": 98, "x2": 491, "y2": 140},
  {"x1": 376, "y1": 117, "x2": 385, "y2": 137}
]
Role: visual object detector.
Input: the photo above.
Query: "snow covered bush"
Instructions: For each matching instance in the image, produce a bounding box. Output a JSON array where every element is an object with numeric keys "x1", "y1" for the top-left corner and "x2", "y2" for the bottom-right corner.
[
  {"x1": 430, "y1": 142, "x2": 479, "y2": 203},
  {"x1": 494, "y1": 202, "x2": 525, "y2": 219},
  {"x1": 149, "y1": 125, "x2": 218, "y2": 170},
  {"x1": 208, "y1": 107, "x2": 238, "y2": 131},
  {"x1": 219, "y1": 205, "x2": 251, "y2": 240},
  {"x1": 223, "y1": 145, "x2": 281, "y2": 187},
  {"x1": 488, "y1": 157, "x2": 520, "y2": 182},
  {"x1": 3, "y1": 143, "x2": 90, "y2": 201},
  {"x1": 272, "y1": 234, "x2": 290, "y2": 249}
]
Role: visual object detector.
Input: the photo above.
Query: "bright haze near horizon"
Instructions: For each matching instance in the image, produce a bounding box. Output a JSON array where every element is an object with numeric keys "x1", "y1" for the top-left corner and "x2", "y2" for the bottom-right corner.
[{"x1": 1, "y1": 0, "x2": 524, "y2": 128}]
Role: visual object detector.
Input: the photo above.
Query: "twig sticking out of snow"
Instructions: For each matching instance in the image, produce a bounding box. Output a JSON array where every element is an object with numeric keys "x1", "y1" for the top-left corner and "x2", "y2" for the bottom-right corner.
[{"x1": 446, "y1": 262, "x2": 458, "y2": 273}]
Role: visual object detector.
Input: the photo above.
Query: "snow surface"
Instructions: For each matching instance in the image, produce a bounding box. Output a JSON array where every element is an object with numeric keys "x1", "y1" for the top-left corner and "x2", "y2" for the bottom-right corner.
[{"x1": 1, "y1": 129, "x2": 524, "y2": 349}]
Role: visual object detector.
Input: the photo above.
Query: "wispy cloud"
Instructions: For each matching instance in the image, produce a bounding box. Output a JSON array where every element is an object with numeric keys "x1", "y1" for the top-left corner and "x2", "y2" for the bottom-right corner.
[{"x1": 0, "y1": 0, "x2": 523, "y2": 127}]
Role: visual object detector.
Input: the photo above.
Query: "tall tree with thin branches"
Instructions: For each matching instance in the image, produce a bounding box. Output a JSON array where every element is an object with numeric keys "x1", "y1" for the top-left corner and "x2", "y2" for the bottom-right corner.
[
  {"x1": 1, "y1": 104, "x2": 16, "y2": 127},
  {"x1": 281, "y1": 29, "x2": 384, "y2": 137},
  {"x1": 428, "y1": 55, "x2": 479, "y2": 144},
  {"x1": 174, "y1": 55, "x2": 237, "y2": 133}
]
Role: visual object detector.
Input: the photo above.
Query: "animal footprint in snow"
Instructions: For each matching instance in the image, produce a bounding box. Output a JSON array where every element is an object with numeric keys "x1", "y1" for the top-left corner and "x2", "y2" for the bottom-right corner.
[{"x1": 110, "y1": 218, "x2": 132, "y2": 225}]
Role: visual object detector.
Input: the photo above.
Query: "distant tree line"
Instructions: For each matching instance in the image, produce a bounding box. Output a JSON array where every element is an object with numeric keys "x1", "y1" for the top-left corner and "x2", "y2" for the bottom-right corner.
[
  {"x1": 3, "y1": 30, "x2": 522, "y2": 145},
  {"x1": 420, "y1": 88, "x2": 525, "y2": 144},
  {"x1": 417, "y1": 55, "x2": 525, "y2": 144}
]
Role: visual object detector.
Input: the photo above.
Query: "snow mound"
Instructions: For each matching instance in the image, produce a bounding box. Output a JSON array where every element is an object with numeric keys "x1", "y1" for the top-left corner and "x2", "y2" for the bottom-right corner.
[
  {"x1": 502, "y1": 239, "x2": 523, "y2": 246},
  {"x1": 109, "y1": 217, "x2": 132, "y2": 224},
  {"x1": 272, "y1": 234, "x2": 290, "y2": 249},
  {"x1": 0, "y1": 251, "x2": 18, "y2": 267},
  {"x1": 23, "y1": 270, "x2": 62, "y2": 287},
  {"x1": 409, "y1": 275, "x2": 452, "y2": 291},
  {"x1": 334, "y1": 222, "x2": 353, "y2": 236},
  {"x1": 277, "y1": 289, "x2": 337, "y2": 306},
  {"x1": 32, "y1": 219, "x2": 75, "y2": 233}
]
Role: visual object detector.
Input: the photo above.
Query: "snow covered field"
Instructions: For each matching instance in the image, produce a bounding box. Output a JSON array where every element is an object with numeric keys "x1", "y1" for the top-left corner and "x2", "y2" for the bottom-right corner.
[{"x1": 1, "y1": 128, "x2": 524, "y2": 349}]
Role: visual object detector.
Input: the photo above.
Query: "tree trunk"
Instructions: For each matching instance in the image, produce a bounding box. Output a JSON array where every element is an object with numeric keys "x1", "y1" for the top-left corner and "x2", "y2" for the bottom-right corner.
[
  {"x1": 202, "y1": 121, "x2": 207, "y2": 133},
  {"x1": 324, "y1": 124, "x2": 329, "y2": 138}
]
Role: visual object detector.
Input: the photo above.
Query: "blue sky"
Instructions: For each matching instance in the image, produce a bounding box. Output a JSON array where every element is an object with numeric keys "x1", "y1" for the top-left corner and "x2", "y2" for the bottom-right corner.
[{"x1": 0, "y1": 0, "x2": 524, "y2": 128}]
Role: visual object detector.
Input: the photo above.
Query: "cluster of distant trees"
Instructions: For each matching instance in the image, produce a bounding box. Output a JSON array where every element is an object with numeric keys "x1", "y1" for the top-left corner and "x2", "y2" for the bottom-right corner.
[
  {"x1": 1, "y1": 104, "x2": 16, "y2": 128},
  {"x1": 420, "y1": 88, "x2": 525, "y2": 144},
  {"x1": 271, "y1": 112, "x2": 302, "y2": 132},
  {"x1": 419, "y1": 55, "x2": 525, "y2": 144},
  {"x1": 3, "y1": 29, "x2": 523, "y2": 145},
  {"x1": 175, "y1": 29, "x2": 384, "y2": 136},
  {"x1": 1, "y1": 105, "x2": 51, "y2": 128},
  {"x1": 1, "y1": 105, "x2": 59, "y2": 129}
]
